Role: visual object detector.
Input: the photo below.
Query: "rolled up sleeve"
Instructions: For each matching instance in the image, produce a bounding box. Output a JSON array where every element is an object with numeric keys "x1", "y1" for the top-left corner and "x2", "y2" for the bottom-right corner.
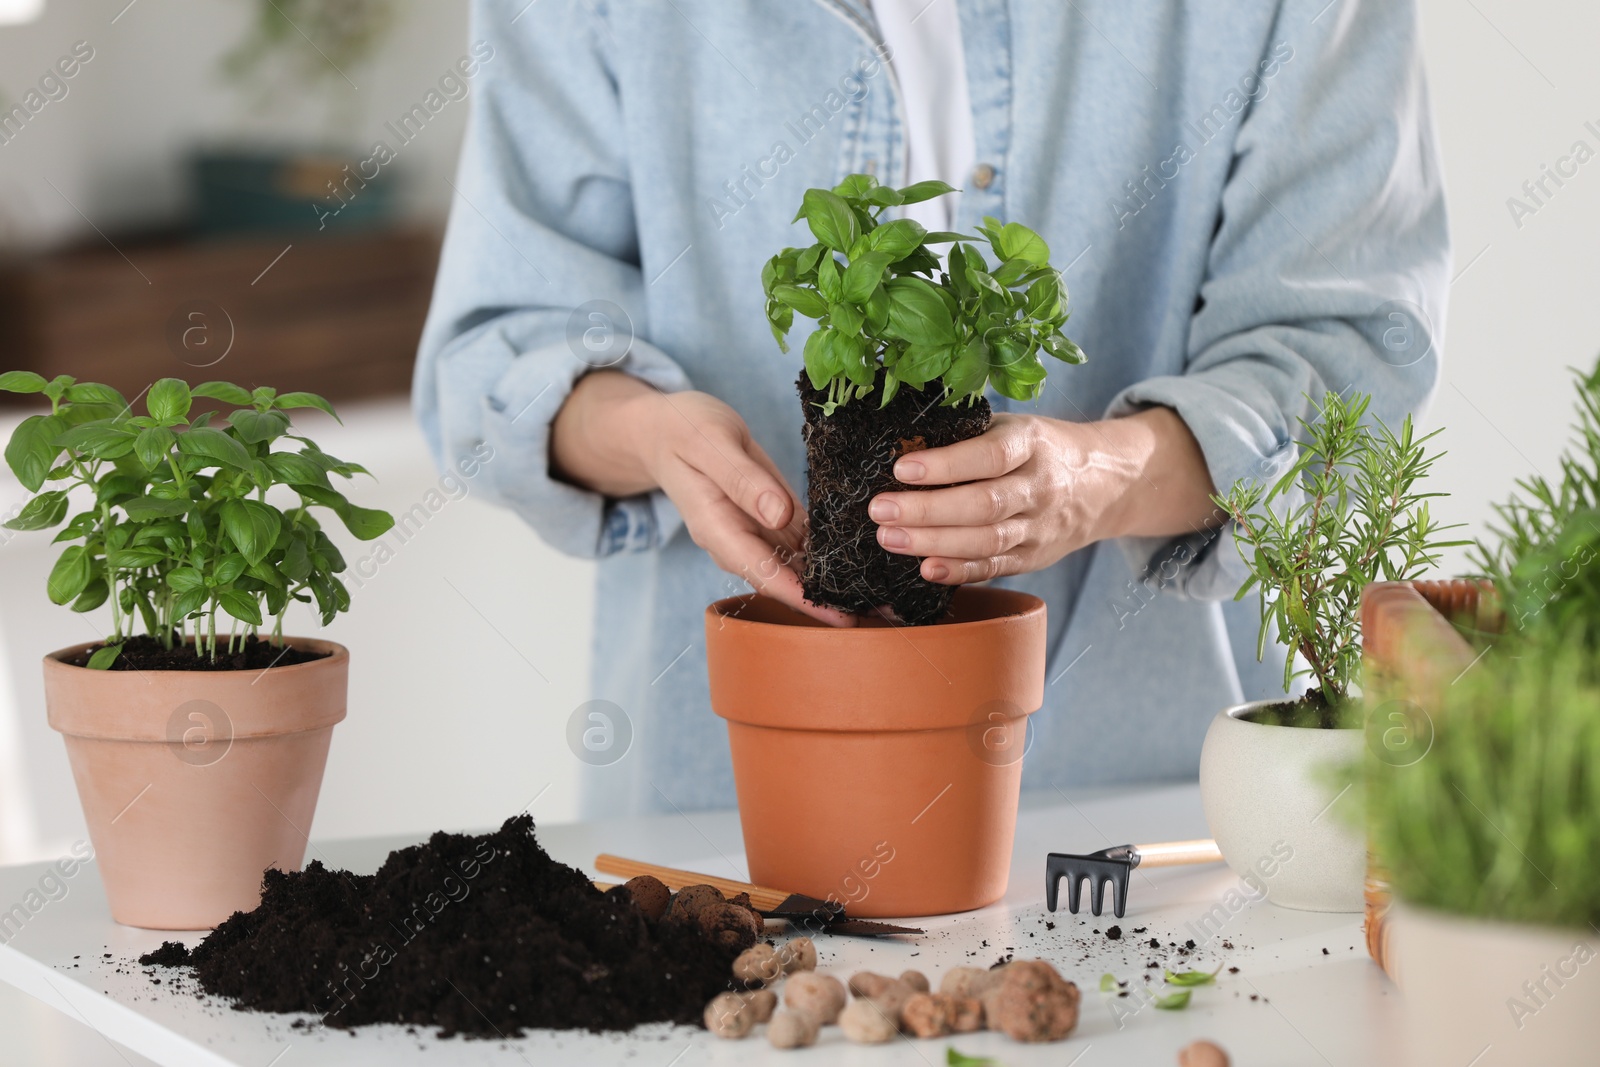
[
  {"x1": 413, "y1": 0, "x2": 690, "y2": 559},
  {"x1": 1108, "y1": 0, "x2": 1449, "y2": 600}
]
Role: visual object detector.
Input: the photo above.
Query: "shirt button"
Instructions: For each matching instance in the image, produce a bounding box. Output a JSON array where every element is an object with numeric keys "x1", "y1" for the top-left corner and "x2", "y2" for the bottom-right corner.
[{"x1": 972, "y1": 163, "x2": 996, "y2": 190}]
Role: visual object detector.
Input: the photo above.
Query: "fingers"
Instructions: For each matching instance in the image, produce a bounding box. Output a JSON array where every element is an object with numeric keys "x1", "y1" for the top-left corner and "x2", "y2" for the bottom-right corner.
[
  {"x1": 662, "y1": 396, "x2": 795, "y2": 531},
  {"x1": 869, "y1": 476, "x2": 1031, "y2": 529},
  {"x1": 671, "y1": 471, "x2": 855, "y2": 627},
  {"x1": 891, "y1": 414, "x2": 1032, "y2": 486},
  {"x1": 876, "y1": 519, "x2": 1029, "y2": 561},
  {"x1": 917, "y1": 554, "x2": 1027, "y2": 586}
]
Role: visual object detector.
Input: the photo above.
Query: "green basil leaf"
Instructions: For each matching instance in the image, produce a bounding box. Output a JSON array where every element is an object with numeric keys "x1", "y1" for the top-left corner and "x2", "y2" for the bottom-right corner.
[
  {"x1": 802, "y1": 329, "x2": 840, "y2": 391},
  {"x1": 55, "y1": 422, "x2": 135, "y2": 460},
  {"x1": 191, "y1": 381, "x2": 253, "y2": 405},
  {"x1": 133, "y1": 426, "x2": 176, "y2": 469},
  {"x1": 0, "y1": 370, "x2": 49, "y2": 394},
  {"x1": 274, "y1": 391, "x2": 340, "y2": 423},
  {"x1": 122, "y1": 496, "x2": 191, "y2": 520},
  {"x1": 108, "y1": 546, "x2": 166, "y2": 568},
  {"x1": 229, "y1": 409, "x2": 291, "y2": 444},
  {"x1": 85, "y1": 643, "x2": 122, "y2": 670},
  {"x1": 922, "y1": 231, "x2": 981, "y2": 243},
  {"x1": 176, "y1": 427, "x2": 252, "y2": 470},
  {"x1": 865, "y1": 285, "x2": 891, "y2": 331},
  {"x1": 47, "y1": 545, "x2": 91, "y2": 605},
  {"x1": 218, "y1": 589, "x2": 263, "y2": 627},
  {"x1": 213, "y1": 553, "x2": 248, "y2": 585},
  {"x1": 70, "y1": 576, "x2": 110, "y2": 613},
  {"x1": 1153, "y1": 990, "x2": 1192, "y2": 1010},
  {"x1": 860, "y1": 185, "x2": 904, "y2": 207},
  {"x1": 1164, "y1": 967, "x2": 1221, "y2": 987},
  {"x1": 832, "y1": 173, "x2": 878, "y2": 199},
  {"x1": 147, "y1": 378, "x2": 193, "y2": 424},
  {"x1": 944, "y1": 338, "x2": 989, "y2": 397},
  {"x1": 893, "y1": 344, "x2": 952, "y2": 388},
  {"x1": 884, "y1": 277, "x2": 956, "y2": 346},
  {"x1": 993, "y1": 257, "x2": 1031, "y2": 287},
  {"x1": 63, "y1": 382, "x2": 129, "y2": 409},
  {"x1": 866, "y1": 219, "x2": 927, "y2": 260},
  {"x1": 802, "y1": 188, "x2": 861, "y2": 252},
  {"x1": 4, "y1": 490, "x2": 69, "y2": 531},
  {"x1": 167, "y1": 566, "x2": 205, "y2": 594},
  {"x1": 1099, "y1": 974, "x2": 1117, "y2": 993},
  {"x1": 816, "y1": 254, "x2": 843, "y2": 303},
  {"x1": 282, "y1": 536, "x2": 312, "y2": 581},
  {"x1": 220, "y1": 499, "x2": 282, "y2": 565},
  {"x1": 841, "y1": 251, "x2": 894, "y2": 304},
  {"x1": 833, "y1": 332, "x2": 873, "y2": 388},
  {"x1": 830, "y1": 302, "x2": 865, "y2": 338},
  {"x1": 264, "y1": 451, "x2": 332, "y2": 489},
  {"x1": 1043, "y1": 333, "x2": 1086, "y2": 364},
  {"x1": 771, "y1": 284, "x2": 828, "y2": 320},
  {"x1": 896, "y1": 179, "x2": 958, "y2": 205},
  {"x1": 996, "y1": 222, "x2": 1050, "y2": 265}
]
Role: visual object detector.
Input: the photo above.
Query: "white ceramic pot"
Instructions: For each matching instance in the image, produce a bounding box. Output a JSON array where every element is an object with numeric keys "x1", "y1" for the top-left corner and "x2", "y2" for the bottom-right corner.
[
  {"x1": 1198, "y1": 699, "x2": 1365, "y2": 912},
  {"x1": 1390, "y1": 903, "x2": 1598, "y2": 1067}
]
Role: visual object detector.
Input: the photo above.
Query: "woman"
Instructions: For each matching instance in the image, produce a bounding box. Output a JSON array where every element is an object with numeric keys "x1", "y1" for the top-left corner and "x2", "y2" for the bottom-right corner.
[{"x1": 415, "y1": 0, "x2": 1448, "y2": 816}]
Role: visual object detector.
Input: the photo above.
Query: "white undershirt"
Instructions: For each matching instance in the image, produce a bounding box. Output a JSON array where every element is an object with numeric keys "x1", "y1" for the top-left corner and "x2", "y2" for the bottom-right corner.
[{"x1": 871, "y1": 0, "x2": 976, "y2": 232}]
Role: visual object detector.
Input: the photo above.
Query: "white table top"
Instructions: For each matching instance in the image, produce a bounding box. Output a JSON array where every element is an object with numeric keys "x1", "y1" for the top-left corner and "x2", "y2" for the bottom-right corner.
[{"x1": 0, "y1": 783, "x2": 1400, "y2": 1066}]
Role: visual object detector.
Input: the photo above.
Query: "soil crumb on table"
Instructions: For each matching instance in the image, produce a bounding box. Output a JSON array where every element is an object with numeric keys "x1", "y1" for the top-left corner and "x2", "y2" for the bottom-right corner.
[{"x1": 138, "y1": 815, "x2": 743, "y2": 1037}]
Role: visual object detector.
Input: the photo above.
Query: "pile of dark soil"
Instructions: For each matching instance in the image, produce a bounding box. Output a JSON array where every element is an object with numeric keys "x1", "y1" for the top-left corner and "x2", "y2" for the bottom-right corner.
[
  {"x1": 71, "y1": 634, "x2": 327, "y2": 672},
  {"x1": 798, "y1": 372, "x2": 991, "y2": 625},
  {"x1": 138, "y1": 816, "x2": 745, "y2": 1037},
  {"x1": 1240, "y1": 689, "x2": 1355, "y2": 730}
]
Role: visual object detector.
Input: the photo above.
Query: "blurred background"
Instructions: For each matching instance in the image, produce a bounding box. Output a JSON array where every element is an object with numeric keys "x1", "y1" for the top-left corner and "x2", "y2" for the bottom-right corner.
[
  {"x1": 0, "y1": 0, "x2": 1595, "y2": 883},
  {"x1": 0, "y1": 0, "x2": 1596, "y2": 1060}
]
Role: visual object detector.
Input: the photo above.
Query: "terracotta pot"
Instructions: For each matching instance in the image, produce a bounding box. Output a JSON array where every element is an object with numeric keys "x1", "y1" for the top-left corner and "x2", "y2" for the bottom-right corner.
[
  {"x1": 43, "y1": 638, "x2": 348, "y2": 929},
  {"x1": 1198, "y1": 700, "x2": 1365, "y2": 912},
  {"x1": 705, "y1": 588, "x2": 1045, "y2": 918},
  {"x1": 1390, "y1": 903, "x2": 1598, "y2": 1066}
]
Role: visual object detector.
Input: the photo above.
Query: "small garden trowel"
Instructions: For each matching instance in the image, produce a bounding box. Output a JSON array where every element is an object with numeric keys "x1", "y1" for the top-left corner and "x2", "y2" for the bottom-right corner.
[
  {"x1": 1045, "y1": 839, "x2": 1224, "y2": 919},
  {"x1": 593, "y1": 853, "x2": 924, "y2": 937}
]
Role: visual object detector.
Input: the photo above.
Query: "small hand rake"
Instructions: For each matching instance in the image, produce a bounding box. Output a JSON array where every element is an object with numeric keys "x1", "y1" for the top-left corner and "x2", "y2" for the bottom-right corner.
[{"x1": 1045, "y1": 839, "x2": 1224, "y2": 918}]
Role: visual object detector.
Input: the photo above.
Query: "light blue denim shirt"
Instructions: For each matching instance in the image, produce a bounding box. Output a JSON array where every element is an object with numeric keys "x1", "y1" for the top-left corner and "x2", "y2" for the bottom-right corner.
[{"x1": 415, "y1": 0, "x2": 1448, "y2": 818}]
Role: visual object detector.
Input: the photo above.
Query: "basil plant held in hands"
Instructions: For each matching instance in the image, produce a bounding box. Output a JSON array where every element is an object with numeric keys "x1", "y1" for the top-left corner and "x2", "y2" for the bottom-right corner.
[
  {"x1": 0, "y1": 371, "x2": 394, "y2": 667},
  {"x1": 762, "y1": 173, "x2": 1084, "y2": 412}
]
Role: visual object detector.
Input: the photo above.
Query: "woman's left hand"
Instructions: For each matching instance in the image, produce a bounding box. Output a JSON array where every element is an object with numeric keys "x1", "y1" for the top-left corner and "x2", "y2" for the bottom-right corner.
[{"x1": 866, "y1": 408, "x2": 1221, "y2": 585}]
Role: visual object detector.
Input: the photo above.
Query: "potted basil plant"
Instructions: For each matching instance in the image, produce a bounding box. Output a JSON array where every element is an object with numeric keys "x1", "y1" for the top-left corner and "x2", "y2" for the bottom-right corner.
[
  {"x1": 706, "y1": 175, "x2": 1084, "y2": 917},
  {"x1": 1, "y1": 371, "x2": 393, "y2": 929}
]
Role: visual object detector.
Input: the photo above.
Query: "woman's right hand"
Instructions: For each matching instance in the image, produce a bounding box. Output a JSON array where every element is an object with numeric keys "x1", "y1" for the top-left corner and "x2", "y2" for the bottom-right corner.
[{"x1": 551, "y1": 371, "x2": 855, "y2": 627}]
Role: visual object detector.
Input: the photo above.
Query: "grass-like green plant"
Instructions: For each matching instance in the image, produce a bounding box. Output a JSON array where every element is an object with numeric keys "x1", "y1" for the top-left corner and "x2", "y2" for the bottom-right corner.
[
  {"x1": 1366, "y1": 632, "x2": 1600, "y2": 928},
  {"x1": 0, "y1": 372, "x2": 393, "y2": 666},
  {"x1": 762, "y1": 173, "x2": 1084, "y2": 414},
  {"x1": 1217, "y1": 391, "x2": 1462, "y2": 715},
  {"x1": 1472, "y1": 359, "x2": 1600, "y2": 637}
]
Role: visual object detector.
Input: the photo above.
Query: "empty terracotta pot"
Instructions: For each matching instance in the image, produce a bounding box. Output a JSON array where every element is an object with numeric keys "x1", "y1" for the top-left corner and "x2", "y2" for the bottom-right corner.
[
  {"x1": 43, "y1": 639, "x2": 348, "y2": 929},
  {"x1": 705, "y1": 588, "x2": 1046, "y2": 917}
]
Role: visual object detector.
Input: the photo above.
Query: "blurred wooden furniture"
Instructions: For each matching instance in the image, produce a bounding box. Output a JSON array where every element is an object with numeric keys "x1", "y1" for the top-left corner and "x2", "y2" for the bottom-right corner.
[{"x1": 0, "y1": 227, "x2": 440, "y2": 403}]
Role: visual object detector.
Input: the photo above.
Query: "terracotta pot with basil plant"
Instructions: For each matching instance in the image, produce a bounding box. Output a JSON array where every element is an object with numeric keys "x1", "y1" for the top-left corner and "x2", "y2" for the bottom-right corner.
[
  {"x1": 0, "y1": 371, "x2": 393, "y2": 929},
  {"x1": 706, "y1": 175, "x2": 1084, "y2": 916},
  {"x1": 1199, "y1": 390, "x2": 1463, "y2": 912},
  {"x1": 1363, "y1": 360, "x2": 1600, "y2": 1066}
]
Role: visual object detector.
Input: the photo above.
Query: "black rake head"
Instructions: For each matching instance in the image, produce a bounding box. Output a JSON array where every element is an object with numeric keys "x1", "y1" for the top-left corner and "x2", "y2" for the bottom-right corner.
[{"x1": 1045, "y1": 846, "x2": 1137, "y2": 918}]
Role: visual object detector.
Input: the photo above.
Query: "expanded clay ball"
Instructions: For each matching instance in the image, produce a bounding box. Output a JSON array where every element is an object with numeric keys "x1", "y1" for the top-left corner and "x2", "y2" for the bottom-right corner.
[
  {"x1": 668, "y1": 884, "x2": 727, "y2": 923},
  {"x1": 949, "y1": 995, "x2": 984, "y2": 1032},
  {"x1": 746, "y1": 989, "x2": 778, "y2": 1023},
  {"x1": 838, "y1": 997, "x2": 898, "y2": 1044},
  {"x1": 620, "y1": 875, "x2": 671, "y2": 923},
  {"x1": 983, "y1": 960, "x2": 1079, "y2": 1043},
  {"x1": 900, "y1": 969, "x2": 930, "y2": 992},
  {"x1": 767, "y1": 1008, "x2": 820, "y2": 1049},
  {"x1": 848, "y1": 972, "x2": 895, "y2": 999},
  {"x1": 901, "y1": 993, "x2": 954, "y2": 1038},
  {"x1": 1178, "y1": 1040, "x2": 1231, "y2": 1067},
  {"x1": 940, "y1": 965, "x2": 1004, "y2": 1000},
  {"x1": 784, "y1": 971, "x2": 847, "y2": 1024},
  {"x1": 697, "y1": 901, "x2": 762, "y2": 952},
  {"x1": 732, "y1": 944, "x2": 782, "y2": 985},
  {"x1": 704, "y1": 991, "x2": 756, "y2": 1039},
  {"x1": 778, "y1": 936, "x2": 817, "y2": 973}
]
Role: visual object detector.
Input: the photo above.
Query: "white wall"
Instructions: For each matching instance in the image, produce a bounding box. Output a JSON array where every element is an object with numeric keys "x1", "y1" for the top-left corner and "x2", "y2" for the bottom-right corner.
[{"x1": 1, "y1": 0, "x2": 1597, "y2": 862}]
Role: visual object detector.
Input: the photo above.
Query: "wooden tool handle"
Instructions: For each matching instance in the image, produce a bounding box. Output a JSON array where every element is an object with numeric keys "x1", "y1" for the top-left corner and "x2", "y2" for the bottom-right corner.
[
  {"x1": 593, "y1": 854, "x2": 792, "y2": 912},
  {"x1": 1135, "y1": 839, "x2": 1224, "y2": 868}
]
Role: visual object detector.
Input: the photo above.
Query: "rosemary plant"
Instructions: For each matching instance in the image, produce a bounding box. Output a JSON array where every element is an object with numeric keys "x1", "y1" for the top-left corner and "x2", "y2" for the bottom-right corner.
[{"x1": 1216, "y1": 391, "x2": 1462, "y2": 714}]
